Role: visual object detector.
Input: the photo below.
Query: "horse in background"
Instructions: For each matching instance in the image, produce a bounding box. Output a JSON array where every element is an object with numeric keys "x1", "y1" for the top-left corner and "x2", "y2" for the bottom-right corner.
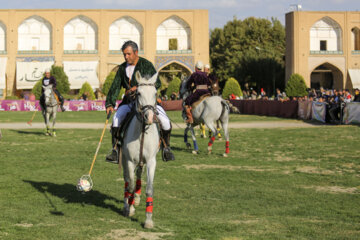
[
  {"x1": 120, "y1": 72, "x2": 160, "y2": 229},
  {"x1": 180, "y1": 78, "x2": 230, "y2": 156},
  {"x1": 42, "y1": 84, "x2": 58, "y2": 136}
]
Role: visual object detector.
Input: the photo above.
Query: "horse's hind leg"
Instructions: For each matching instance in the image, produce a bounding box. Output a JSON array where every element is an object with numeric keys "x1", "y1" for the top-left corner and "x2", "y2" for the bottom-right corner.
[
  {"x1": 52, "y1": 111, "x2": 57, "y2": 137},
  {"x1": 220, "y1": 111, "x2": 230, "y2": 157},
  {"x1": 45, "y1": 112, "x2": 51, "y2": 136},
  {"x1": 144, "y1": 156, "x2": 156, "y2": 229},
  {"x1": 217, "y1": 120, "x2": 222, "y2": 140},
  {"x1": 204, "y1": 121, "x2": 217, "y2": 154},
  {"x1": 134, "y1": 166, "x2": 143, "y2": 206}
]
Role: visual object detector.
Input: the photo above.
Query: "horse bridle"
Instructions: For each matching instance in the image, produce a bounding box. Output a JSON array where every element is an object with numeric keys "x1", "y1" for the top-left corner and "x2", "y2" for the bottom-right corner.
[{"x1": 135, "y1": 83, "x2": 158, "y2": 118}]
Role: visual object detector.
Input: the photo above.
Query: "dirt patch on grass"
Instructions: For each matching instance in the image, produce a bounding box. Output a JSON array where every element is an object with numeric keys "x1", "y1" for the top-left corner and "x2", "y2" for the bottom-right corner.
[
  {"x1": 296, "y1": 166, "x2": 335, "y2": 175},
  {"x1": 229, "y1": 219, "x2": 259, "y2": 225},
  {"x1": 184, "y1": 164, "x2": 276, "y2": 172},
  {"x1": 14, "y1": 223, "x2": 33, "y2": 228},
  {"x1": 98, "y1": 229, "x2": 173, "y2": 240},
  {"x1": 302, "y1": 185, "x2": 359, "y2": 194}
]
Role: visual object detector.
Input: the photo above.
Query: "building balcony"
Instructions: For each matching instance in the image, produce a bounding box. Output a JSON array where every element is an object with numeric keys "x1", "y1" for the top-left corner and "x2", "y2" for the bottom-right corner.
[
  {"x1": 63, "y1": 50, "x2": 98, "y2": 54},
  {"x1": 109, "y1": 50, "x2": 144, "y2": 55},
  {"x1": 310, "y1": 50, "x2": 343, "y2": 55},
  {"x1": 156, "y1": 50, "x2": 192, "y2": 54},
  {"x1": 17, "y1": 50, "x2": 53, "y2": 55},
  {"x1": 352, "y1": 50, "x2": 360, "y2": 55}
]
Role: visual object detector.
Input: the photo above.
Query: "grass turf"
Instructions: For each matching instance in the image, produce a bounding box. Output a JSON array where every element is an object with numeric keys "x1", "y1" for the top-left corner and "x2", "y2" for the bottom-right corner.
[
  {"x1": 0, "y1": 125, "x2": 359, "y2": 239},
  {"x1": 0, "y1": 110, "x2": 299, "y2": 124}
]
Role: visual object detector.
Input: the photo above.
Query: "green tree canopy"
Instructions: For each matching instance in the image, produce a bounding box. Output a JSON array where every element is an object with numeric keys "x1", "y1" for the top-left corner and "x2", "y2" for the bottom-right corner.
[
  {"x1": 222, "y1": 77, "x2": 242, "y2": 99},
  {"x1": 210, "y1": 17, "x2": 285, "y2": 94},
  {"x1": 166, "y1": 77, "x2": 181, "y2": 99},
  {"x1": 79, "y1": 82, "x2": 96, "y2": 100},
  {"x1": 285, "y1": 74, "x2": 308, "y2": 97}
]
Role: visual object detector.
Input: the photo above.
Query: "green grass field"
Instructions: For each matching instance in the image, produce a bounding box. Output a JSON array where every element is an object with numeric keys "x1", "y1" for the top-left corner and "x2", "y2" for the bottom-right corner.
[
  {"x1": 0, "y1": 121, "x2": 359, "y2": 239},
  {"x1": 0, "y1": 111, "x2": 300, "y2": 124}
]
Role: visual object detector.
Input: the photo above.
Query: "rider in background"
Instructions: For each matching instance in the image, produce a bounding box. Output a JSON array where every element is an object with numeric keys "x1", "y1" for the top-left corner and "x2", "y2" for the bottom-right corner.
[
  {"x1": 184, "y1": 61, "x2": 211, "y2": 124},
  {"x1": 40, "y1": 68, "x2": 65, "y2": 112},
  {"x1": 105, "y1": 40, "x2": 175, "y2": 163}
]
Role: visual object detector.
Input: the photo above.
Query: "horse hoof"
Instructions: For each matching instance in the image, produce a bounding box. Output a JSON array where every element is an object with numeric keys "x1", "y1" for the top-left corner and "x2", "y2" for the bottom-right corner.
[
  {"x1": 144, "y1": 220, "x2": 154, "y2": 229},
  {"x1": 122, "y1": 206, "x2": 130, "y2": 217},
  {"x1": 218, "y1": 138, "x2": 222, "y2": 141},
  {"x1": 223, "y1": 153, "x2": 228, "y2": 157},
  {"x1": 52, "y1": 133, "x2": 56, "y2": 137},
  {"x1": 192, "y1": 150, "x2": 198, "y2": 154},
  {"x1": 45, "y1": 133, "x2": 50, "y2": 136},
  {"x1": 134, "y1": 194, "x2": 141, "y2": 206},
  {"x1": 208, "y1": 151, "x2": 212, "y2": 155},
  {"x1": 129, "y1": 205, "x2": 136, "y2": 217},
  {"x1": 186, "y1": 143, "x2": 191, "y2": 149}
]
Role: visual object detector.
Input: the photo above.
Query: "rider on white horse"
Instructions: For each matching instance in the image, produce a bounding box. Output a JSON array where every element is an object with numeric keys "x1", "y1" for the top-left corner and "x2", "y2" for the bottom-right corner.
[
  {"x1": 40, "y1": 68, "x2": 65, "y2": 112},
  {"x1": 105, "y1": 41, "x2": 175, "y2": 163},
  {"x1": 184, "y1": 61, "x2": 212, "y2": 124}
]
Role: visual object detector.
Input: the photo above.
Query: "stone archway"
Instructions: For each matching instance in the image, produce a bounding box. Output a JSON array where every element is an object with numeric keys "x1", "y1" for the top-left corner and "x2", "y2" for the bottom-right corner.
[
  {"x1": 158, "y1": 61, "x2": 192, "y2": 82},
  {"x1": 310, "y1": 63, "x2": 343, "y2": 89}
]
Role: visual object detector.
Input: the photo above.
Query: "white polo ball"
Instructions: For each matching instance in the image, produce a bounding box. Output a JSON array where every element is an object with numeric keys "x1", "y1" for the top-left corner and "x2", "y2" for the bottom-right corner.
[{"x1": 80, "y1": 179, "x2": 91, "y2": 192}]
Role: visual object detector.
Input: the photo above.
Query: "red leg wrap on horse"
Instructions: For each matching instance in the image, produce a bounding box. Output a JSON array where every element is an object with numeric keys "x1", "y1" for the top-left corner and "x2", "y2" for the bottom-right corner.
[
  {"x1": 225, "y1": 141, "x2": 230, "y2": 154},
  {"x1": 135, "y1": 179, "x2": 141, "y2": 195},
  {"x1": 208, "y1": 136, "x2": 216, "y2": 147},
  {"x1": 128, "y1": 193, "x2": 134, "y2": 205},
  {"x1": 146, "y1": 197, "x2": 153, "y2": 213}
]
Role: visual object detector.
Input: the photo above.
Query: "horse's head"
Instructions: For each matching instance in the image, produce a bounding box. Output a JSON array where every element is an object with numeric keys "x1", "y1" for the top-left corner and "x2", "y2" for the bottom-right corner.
[
  {"x1": 43, "y1": 84, "x2": 54, "y2": 104},
  {"x1": 135, "y1": 71, "x2": 158, "y2": 125},
  {"x1": 179, "y1": 77, "x2": 189, "y2": 100}
]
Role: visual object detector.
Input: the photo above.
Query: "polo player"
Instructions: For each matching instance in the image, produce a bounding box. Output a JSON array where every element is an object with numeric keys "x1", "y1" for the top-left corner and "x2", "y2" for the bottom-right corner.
[
  {"x1": 105, "y1": 40, "x2": 175, "y2": 163},
  {"x1": 40, "y1": 68, "x2": 65, "y2": 112}
]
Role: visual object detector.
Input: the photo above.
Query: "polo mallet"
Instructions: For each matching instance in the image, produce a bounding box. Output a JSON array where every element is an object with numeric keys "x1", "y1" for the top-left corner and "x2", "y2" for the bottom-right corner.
[
  {"x1": 77, "y1": 112, "x2": 112, "y2": 192},
  {"x1": 27, "y1": 111, "x2": 38, "y2": 126}
]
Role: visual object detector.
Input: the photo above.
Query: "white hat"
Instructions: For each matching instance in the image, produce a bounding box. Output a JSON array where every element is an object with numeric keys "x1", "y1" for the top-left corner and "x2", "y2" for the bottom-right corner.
[
  {"x1": 45, "y1": 68, "x2": 51, "y2": 73},
  {"x1": 195, "y1": 61, "x2": 203, "y2": 70},
  {"x1": 204, "y1": 64, "x2": 210, "y2": 69}
]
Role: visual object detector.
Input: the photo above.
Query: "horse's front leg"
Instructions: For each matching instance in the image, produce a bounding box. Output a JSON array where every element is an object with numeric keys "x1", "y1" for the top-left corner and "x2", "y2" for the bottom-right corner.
[
  {"x1": 123, "y1": 159, "x2": 136, "y2": 217},
  {"x1": 52, "y1": 111, "x2": 57, "y2": 137},
  {"x1": 45, "y1": 112, "x2": 51, "y2": 136},
  {"x1": 189, "y1": 126, "x2": 198, "y2": 154},
  {"x1": 144, "y1": 156, "x2": 156, "y2": 229},
  {"x1": 184, "y1": 125, "x2": 191, "y2": 149},
  {"x1": 134, "y1": 166, "x2": 143, "y2": 206}
]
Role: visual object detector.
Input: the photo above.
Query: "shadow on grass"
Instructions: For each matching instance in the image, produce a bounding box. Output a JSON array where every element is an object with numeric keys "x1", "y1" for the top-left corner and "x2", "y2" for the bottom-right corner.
[
  {"x1": 23, "y1": 180, "x2": 123, "y2": 215},
  {"x1": 11, "y1": 130, "x2": 45, "y2": 136}
]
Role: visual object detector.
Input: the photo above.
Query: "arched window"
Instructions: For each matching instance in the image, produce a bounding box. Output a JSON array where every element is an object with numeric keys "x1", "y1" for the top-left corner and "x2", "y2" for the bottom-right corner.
[
  {"x1": 0, "y1": 22, "x2": 6, "y2": 52},
  {"x1": 109, "y1": 16, "x2": 143, "y2": 51},
  {"x1": 18, "y1": 16, "x2": 51, "y2": 51},
  {"x1": 64, "y1": 16, "x2": 98, "y2": 52},
  {"x1": 310, "y1": 17, "x2": 342, "y2": 52},
  {"x1": 156, "y1": 16, "x2": 191, "y2": 52},
  {"x1": 351, "y1": 27, "x2": 360, "y2": 51}
]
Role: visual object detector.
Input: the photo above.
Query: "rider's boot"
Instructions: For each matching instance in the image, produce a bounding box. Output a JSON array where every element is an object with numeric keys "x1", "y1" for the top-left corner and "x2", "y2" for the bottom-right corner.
[
  {"x1": 59, "y1": 95, "x2": 65, "y2": 112},
  {"x1": 161, "y1": 126, "x2": 175, "y2": 162},
  {"x1": 185, "y1": 106, "x2": 193, "y2": 124},
  {"x1": 106, "y1": 127, "x2": 120, "y2": 164}
]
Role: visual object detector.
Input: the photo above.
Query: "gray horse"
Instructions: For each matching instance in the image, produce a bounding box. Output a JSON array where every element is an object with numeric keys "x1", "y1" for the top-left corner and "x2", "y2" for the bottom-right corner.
[
  {"x1": 120, "y1": 72, "x2": 160, "y2": 229},
  {"x1": 180, "y1": 79, "x2": 230, "y2": 156},
  {"x1": 42, "y1": 84, "x2": 58, "y2": 136}
]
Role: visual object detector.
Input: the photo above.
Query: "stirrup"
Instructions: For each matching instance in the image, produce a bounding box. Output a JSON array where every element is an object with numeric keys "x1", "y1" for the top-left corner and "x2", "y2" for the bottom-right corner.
[
  {"x1": 162, "y1": 147, "x2": 175, "y2": 162},
  {"x1": 106, "y1": 149, "x2": 119, "y2": 164}
]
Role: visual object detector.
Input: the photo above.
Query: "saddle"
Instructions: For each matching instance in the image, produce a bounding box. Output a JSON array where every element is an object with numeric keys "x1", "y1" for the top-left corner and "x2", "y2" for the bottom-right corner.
[{"x1": 191, "y1": 93, "x2": 211, "y2": 109}]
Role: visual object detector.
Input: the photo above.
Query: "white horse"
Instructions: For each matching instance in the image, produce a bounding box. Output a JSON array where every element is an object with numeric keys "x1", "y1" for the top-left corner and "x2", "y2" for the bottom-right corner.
[
  {"x1": 120, "y1": 72, "x2": 160, "y2": 229},
  {"x1": 42, "y1": 84, "x2": 58, "y2": 136},
  {"x1": 180, "y1": 79, "x2": 230, "y2": 156}
]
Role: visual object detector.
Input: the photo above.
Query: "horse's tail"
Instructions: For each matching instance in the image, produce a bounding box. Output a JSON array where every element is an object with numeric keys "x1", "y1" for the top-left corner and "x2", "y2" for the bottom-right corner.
[
  {"x1": 225, "y1": 100, "x2": 240, "y2": 114},
  {"x1": 221, "y1": 99, "x2": 230, "y2": 114}
]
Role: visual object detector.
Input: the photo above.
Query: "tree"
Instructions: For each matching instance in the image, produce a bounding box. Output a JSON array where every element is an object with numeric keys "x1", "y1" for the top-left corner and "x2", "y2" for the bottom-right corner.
[
  {"x1": 50, "y1": 65, "x2": 70, "y2": 94},
  {"x1": 285, "y1": 74, "x2": 308, "y2": 97},
  {"x1": 210, "y1": 17, "x2": 285, "y2": 93},
  {"x1": 79, "y1": 82, "x2": 96, "y2": 100},
  {"x1": 102, "y1": 71, "x2": 124, "y2": 100},
  {"x1": 166, "y1": 77, "x2": 181, "y2": 99},
  {"x1": 222, "y1": 77, "x2": 242, "y2": 99},
  {"x1": 31, "y1": 65, "x2": 70, "y2": 99}
]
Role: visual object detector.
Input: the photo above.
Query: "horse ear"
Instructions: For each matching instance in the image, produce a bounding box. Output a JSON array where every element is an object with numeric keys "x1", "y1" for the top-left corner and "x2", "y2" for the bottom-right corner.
[
  {"x1": 135, "y1": 71, "x2": 142, "y2": 82},
  {"x1": 149, "y1": 72, "x2": 158, "y2": 84}
]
